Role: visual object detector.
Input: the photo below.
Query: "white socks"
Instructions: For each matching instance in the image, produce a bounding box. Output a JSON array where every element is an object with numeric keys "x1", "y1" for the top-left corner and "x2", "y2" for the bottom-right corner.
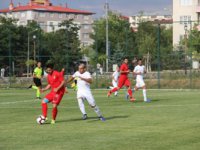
[
  {"x1": 143, "y1": 89, "x2": 147, "y2": 101},
  {"x1": 93, "y1": 106, "x2": 102, "y2": 117},
  {"x1": 78, "y1": 98, "x2": 86, "y2": 115}
]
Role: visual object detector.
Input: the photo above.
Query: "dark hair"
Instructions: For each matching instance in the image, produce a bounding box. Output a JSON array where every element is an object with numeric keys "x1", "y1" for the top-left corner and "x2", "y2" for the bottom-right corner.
[
  {"x1": 137, "y1": 58, "x2": 142, "y2": 62},
  {"x1": 46, "y1": 63, "x2": 54, "y2": 69}
]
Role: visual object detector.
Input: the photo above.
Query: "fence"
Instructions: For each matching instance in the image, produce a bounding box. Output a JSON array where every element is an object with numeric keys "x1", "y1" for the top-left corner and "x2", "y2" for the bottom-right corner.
[{"x1": 0, "y1": 19, "x2": 200, "y2": 89}]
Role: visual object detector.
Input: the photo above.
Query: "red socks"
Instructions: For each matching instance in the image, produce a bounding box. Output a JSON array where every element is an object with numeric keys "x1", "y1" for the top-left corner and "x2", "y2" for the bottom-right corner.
[
  {"x1": 110, "y1": 87, "x2": 118, "y2": 93},
  {"x1": 42, "y1": 103, "x2": 47, "y2": 118},
  {"x1": 128, "y1": 89, "x2": 133, "y2": 98},
  {"x1": 52, "y1": 107, "x2": 58, "y2": 120}
]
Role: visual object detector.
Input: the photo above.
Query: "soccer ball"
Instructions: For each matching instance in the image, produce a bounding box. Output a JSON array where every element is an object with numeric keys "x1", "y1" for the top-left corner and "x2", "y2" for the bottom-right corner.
[{"x1": 36, "y1": 115, "x2": 46, "y2": 125}]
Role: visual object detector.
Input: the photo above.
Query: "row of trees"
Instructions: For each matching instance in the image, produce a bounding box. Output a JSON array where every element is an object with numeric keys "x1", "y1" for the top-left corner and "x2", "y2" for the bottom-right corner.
[{"x1": 1, "y1": 12, "x2": 199, "y2": 76}]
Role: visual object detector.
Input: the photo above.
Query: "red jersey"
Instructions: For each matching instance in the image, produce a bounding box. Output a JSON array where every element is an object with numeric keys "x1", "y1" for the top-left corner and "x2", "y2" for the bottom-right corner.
[
  {"x1": 120, "y1": 63, "x2": 129, "y2": 77},
  {"x1": 47, "y1": 70, "x2": 65, "y2": 92}
]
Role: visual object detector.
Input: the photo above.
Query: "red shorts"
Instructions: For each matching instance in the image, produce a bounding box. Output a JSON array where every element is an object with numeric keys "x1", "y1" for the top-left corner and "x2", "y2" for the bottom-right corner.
[
  {"x1": 45, "y1": 91, "x2": 64, "y2": 105},
  {"x1": 118, "y1": 76, "x2": 131, "y2": 88}
]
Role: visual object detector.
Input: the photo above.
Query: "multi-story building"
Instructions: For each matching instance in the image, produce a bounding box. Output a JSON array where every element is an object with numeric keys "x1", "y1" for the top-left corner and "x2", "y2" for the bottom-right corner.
[
  {"x1": 129, "y1": 15, "x2": 172, "y2": 32},
  {"x1": 0, "y1": 0, "x2": 94, "y2": 46},
  {"x1": 173, "y1": 0, "x2": 200, "y2": 47}
]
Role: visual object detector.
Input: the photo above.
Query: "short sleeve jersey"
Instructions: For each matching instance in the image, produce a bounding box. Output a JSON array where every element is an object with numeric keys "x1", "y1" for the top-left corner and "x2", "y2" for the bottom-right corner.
[
  {"x1": 47, "y1": 70, "x2": 65, "y2": 92},
  {"x1": 34, "y1": 67, "x2": 43, "y2": 78},
  {"x1": 134, "y1": 65, "x2": 145, "y2": 81},
  {"x1": 120, "y1": 63, "x2": 129, "y2": 77},
  {"x1": 72, "y1": 71, "x2": 91, "y2": 92}
]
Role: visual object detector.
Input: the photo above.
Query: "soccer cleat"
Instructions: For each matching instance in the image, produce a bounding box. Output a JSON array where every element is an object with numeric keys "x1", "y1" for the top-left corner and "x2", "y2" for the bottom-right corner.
[
  {"x1": 36, "y1": 97, "x2": 42, "y2": 100},
  {"x1": 51, "y1": 120, "x2": 55, "y2": 124},
  {"x1": 99, "y1": 116, "x2": 106, "y2": 122},
  {"x1": 130, "y1": 97, "x2": 136, "y2": 102},
  {"x1": 27, "y1": 85, "x2": 32, "y2": 89},
  {"x1": 125, "y1": 93, "x2": 129, "y2": 100},
  {"x1": 82, "y1": 114, "x2": 88, "y2": 120},
  {"x1": 145, "y1": 98, "x2": 151, "y2": 103},
  {"x1": 107, "y1": 91, "x2": 111, "y2": 98},
  {"x1": 45, "y1": 117, "x2": 48, "y2": 121}
]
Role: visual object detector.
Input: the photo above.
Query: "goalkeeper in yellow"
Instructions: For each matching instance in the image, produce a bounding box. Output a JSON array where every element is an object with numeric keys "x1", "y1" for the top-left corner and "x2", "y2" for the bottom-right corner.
[{"x1": 28, "y1": 61, "x2": 43, "y2": 99}]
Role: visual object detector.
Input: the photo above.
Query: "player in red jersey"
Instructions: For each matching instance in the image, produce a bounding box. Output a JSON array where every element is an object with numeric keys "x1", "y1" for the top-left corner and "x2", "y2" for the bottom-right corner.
[
  {"x1": 107, "y1": 58, "x2": 135, "y2": 102},
  {"x1": 40, "y1": 63, "x2": 65, "y2": 124}
]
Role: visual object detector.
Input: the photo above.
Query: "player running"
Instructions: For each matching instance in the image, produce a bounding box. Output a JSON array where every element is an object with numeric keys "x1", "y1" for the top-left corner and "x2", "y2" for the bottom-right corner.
[
  {"x1": 107, "y1": 58, "x2": 135, "y2": 102},
  {"x1": 109, "y1": 65, "x2": 120, "y2": 96},
  {"x1": 28, "y1": 61, "x2": 43, "y2": 99},
  {"x1": 67, "y1": 64, "x2": 105, "y2": 121},
  {"x1": 133, "y1": 59, "x2": 150, "y2": 102},
  {"x1": 40, "y1": 63, "x2": 65, "y2": 124}
]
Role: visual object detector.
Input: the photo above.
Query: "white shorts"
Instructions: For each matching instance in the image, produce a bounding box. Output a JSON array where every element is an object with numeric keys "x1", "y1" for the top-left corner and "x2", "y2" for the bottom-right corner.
[
  {"x1": 77, "y1": 91, "x2": 96, "y2": 106},
  {"x1": 135, "y1": 79, "x2": 145, "y2": 88},
  {"x1": 112, "y1": 80, "x2": 118, "y2": 87}
]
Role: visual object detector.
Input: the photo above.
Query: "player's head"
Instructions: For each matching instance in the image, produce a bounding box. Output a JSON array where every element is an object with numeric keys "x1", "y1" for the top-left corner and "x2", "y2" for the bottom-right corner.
[
  {"x1": 123, "y1": 57, "x2": 128, "y2": 64},
  {"x1": 37, "y1": 61, "x2": 41, "y2": 68},
  {"x1": 78, "y1": 63, "x2": 86, "y2": 74},
  {"x1": 137, "y1": 59, "x2": 142, "y2": 65},
  {"x1": 46, "y1": 63, "x2": 54, "y2": 74}
]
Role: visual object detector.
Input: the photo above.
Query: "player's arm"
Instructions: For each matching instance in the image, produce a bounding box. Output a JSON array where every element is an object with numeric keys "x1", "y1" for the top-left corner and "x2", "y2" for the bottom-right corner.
[
  {"x1": 120, "y1": 65, "x2": 130, "y2": 74},
  {"x1": 41, "y1": 84, "x2": 51, "y2": 92},
  {"x1": 66, "y1": 76, "x2": 75, "y2": 83},
  {"x1": 79, "y1": 76, "x2": 92, "y2": 84},
  {"x1": 54, "y1": 80, "x2": 65, "y2": 92}
]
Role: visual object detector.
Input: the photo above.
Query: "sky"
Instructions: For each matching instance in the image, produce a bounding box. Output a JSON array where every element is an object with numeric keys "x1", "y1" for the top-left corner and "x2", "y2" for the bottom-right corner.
[{"x1": 0, "y1": 0, "x2": 172, "y2": 17}]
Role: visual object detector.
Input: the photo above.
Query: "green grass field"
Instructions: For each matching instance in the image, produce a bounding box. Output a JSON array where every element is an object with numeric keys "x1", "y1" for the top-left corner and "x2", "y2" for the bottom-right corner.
[{"x1": 0, "y1": 89, "x2": 200, "y2": 150}]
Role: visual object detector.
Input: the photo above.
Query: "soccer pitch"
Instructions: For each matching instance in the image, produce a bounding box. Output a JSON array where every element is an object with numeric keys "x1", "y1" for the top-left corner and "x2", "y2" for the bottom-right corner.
[{"x1": 0, "y1": 89, "x2": 200, "y2": 150}]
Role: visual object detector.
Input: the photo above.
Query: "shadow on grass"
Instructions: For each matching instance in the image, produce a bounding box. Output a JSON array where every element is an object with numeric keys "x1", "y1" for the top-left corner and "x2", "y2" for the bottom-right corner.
[{"x1": 53, "y1": 115, "x2": 129, "y2": 124}]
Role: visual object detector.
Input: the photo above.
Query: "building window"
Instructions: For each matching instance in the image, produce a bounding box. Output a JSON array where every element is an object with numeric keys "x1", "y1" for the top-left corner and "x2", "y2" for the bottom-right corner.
[
  {"x1": 82, "y1": 33, "x2": 90, "y2": 39},
  {"x1": 82, "y1": 24, "x2": 90, "y2": 30},
  {"x1": 180, "y1": 0, "x2": 192, "y2": 6},
  {"x1": 84, "y1": 15, "x2": 89, "y2": 20},
  {"x1": 180, "y1": 16, "x2": 191, "y2": 24},
  {"x1": 21, "y1": 12, "x2": 25, "y2": 18},
  {"x1": 50, "y1": 13, "x2": 54, "y2": 17},
  {"x1": 38, "y1": 22, "x2": 45, "y2": 30},
  {"x1": 58, "y1": 13, "x2": 62, "y2": 18},
  {"x1": 39, "y1": 12, "x2": 45, "y2": 18}
]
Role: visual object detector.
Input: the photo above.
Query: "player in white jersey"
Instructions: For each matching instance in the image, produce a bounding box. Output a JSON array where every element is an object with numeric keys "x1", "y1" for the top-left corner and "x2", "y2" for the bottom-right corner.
[
  {"x1": 133, "y1": 59, "x2": 150, "y2": 102},
  {"x1": 109, "y1": 66, "x2": 120, "y2": 96},
  {"x1": 67, "y1": 64, "x2": 105, "y2": 121}
]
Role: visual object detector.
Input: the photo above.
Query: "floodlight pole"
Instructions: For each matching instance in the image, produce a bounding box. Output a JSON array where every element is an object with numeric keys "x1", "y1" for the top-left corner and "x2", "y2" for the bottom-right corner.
[{"x1": 105, "y1": 0, "x2": 109, "y2": 72}]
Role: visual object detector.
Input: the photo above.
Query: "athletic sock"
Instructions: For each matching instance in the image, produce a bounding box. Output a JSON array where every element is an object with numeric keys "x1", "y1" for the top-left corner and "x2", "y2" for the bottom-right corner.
[
  {"x1": 128, "y1": 89, "x2": 133, "y2": 98},
  {"x1": 93, "y1": 105, "x2": 102, "y2": 117},
  {"x1": 32, "y1": 85, "x2": 38, "y2": 90},
  {"x1": 42, "y1": 103, "x2": 48, "y2": 118},
  {"x1": 143, "y1": 89, "x2": 147, "y2": 101},
  {"x1": 110, "y1": 87, "x2": 118, "y2": 93},
  {"x1": 78, "y1": 98, "x2": 86, "y2": 115},
  {"x1": 36, "y1": 88, "x2": 40, "y2": 98},
  {"x1": 52, "y1": 107, "x2": 58, "y2": 120}
]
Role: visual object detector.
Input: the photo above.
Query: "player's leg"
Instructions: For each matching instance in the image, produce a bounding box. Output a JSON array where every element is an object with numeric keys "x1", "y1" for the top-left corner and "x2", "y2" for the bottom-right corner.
[
  {"x1": 125, "y1": 79, "x2": 135, "y2": 102},
  {"x1": 107, "y1": 77, "x2": 124, "y2": 97},
  {"x1": 51, "y1": 93, "x2": 64, "y2": 124},
  {"x1": 77, "y1": 97, "x2": 87, "y2": 120},
  {"x1": 86, "y1": 93, "x2": 105, "y2": 121},
  {"x1": 112, "y1": 81, "x2": 118, "y2": 96},
  {"x1": 41, "y1": 98, "x2": 50, "y2": 119}
]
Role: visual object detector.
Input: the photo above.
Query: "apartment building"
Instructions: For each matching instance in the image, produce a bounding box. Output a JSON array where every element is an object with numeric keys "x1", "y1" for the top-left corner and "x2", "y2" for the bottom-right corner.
[
  {"x1": 173, "y1": 0, "x2": 200, "y2": 46},
  {"x1": 0, "y1": 0, "x2": 94, "y2": 46}
]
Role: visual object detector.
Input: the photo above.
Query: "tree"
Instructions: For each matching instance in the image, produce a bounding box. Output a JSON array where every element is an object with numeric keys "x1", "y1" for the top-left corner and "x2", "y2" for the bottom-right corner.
[{"x1": 91, "y1": 12, "x2": 136, "y2": 69}]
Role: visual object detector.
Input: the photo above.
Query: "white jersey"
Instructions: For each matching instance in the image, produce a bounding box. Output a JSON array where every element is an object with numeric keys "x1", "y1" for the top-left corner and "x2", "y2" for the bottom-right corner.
[
  {"x1": 72, "y1": 71, "x2": 92, "y2": 92},
  {"x1": 134, "y1": 65, "x2": 145, "y2": 81},
  {"x1": 112, "y1": 71, "x2": 119, "y2": 83}
]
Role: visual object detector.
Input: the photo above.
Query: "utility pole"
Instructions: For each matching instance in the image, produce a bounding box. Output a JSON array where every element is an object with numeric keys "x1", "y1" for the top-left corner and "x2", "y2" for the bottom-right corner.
[{"x1": 105, "y1": 0, "x2": 109, "y2": 72}]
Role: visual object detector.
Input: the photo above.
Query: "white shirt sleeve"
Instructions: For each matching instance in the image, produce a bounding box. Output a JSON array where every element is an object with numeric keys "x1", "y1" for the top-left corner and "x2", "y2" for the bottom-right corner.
[
  {"x1": 133, "y1": 66, "x2": 138, "y2": 73},
  {"x1": 72, "y1": 71, "x2": 78, "y2": 78},
  {"x1": 85, "y1": 72, "x2": 92, "y2": 79}
]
